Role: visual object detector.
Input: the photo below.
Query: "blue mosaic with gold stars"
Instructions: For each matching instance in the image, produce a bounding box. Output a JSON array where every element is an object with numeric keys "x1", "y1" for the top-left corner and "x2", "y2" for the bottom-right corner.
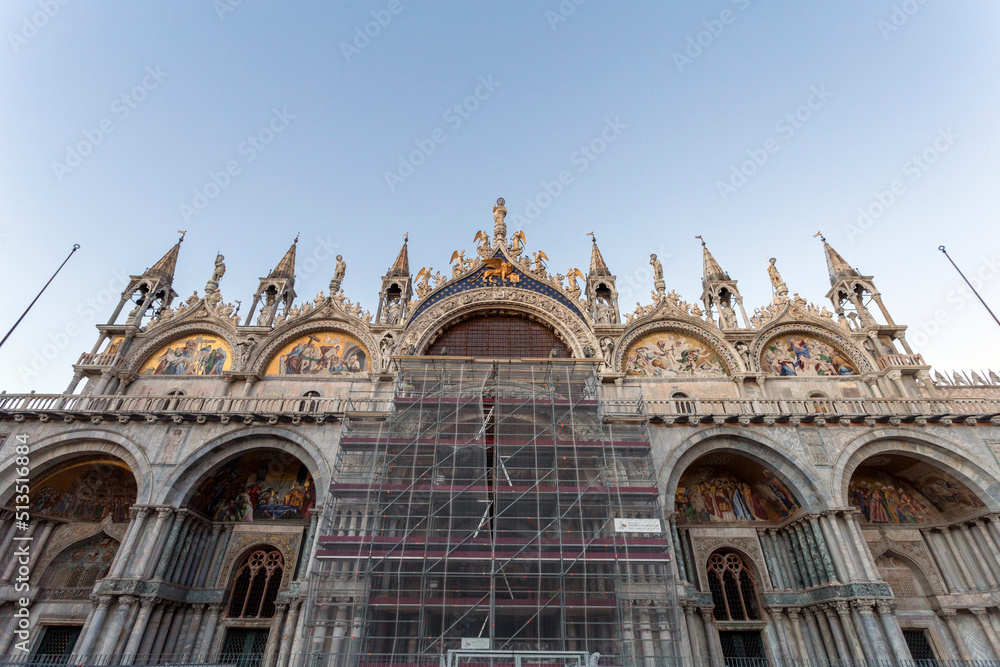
[{"x1": 411, "y1": 258, "x2": 587, "y2": 322}]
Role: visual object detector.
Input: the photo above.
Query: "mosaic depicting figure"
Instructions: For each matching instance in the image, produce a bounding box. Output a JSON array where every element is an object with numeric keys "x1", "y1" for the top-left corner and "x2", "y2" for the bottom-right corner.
[
  {"x1": 761, "y1": 334, "x2": 856, "y2": 376},
  {"x1": 850, "y1": 462, "x2": 983, "y2": 524},
  {"x1": 141, "y1": 334, "x2": 232, "y2": 376},
  {"x1": 675, "y1": 460, "x2": 800, "y2": 523},
  {"x1": 266, "y1": 331, "x2": 368, "y2": 375},
  {"x1": 30, "y1": 459, "x2": 137, "y2": 523},
  {"x1": 190, "y1": 450, "x2": 316, "y2": 521},
  {"x1": 623, "y1": 331, "x2": 726, "y2": 377}
]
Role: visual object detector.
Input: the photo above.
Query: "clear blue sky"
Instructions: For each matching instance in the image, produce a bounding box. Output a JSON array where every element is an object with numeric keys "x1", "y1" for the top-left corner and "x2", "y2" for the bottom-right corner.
[{"x1": 2, "y1": 1, "x2": 998, "y2": 392}]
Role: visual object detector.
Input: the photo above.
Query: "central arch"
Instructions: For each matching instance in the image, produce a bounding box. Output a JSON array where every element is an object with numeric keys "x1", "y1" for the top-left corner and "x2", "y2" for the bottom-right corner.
[{"x1": 424, "y1": 312, "x2": 570, "y2": 357}]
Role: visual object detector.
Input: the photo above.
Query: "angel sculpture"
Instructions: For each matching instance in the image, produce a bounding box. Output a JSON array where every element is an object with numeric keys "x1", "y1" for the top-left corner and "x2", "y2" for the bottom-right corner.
[
  {"x1": 565, "y1": 268, "x2": 584, "y2": 298},
  {"x1": 450, "y1": 250, "x2": 466, "y2": 278},
  {"x1": 432, "y1": 271, "x2": 446, "y2": 288},
  {"x1": 474, "y1": 231, "x2": 491, "y2": 257},
  {"x1": 510, "y1": 230, "x2": 526, "y2": 256},
  {"x1": 532, "y1": 251, "x2": 549, "y2": 275},
  {"x1": 415, "y1": 267, "x2": 434, "y2": 297}
]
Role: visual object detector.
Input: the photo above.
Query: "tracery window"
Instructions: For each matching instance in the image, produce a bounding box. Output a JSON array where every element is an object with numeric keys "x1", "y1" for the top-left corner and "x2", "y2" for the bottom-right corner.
[
  {"x1": 708, "y1": 551, "x2": 760, "y2": 621},
  {"x1": 227, "y1": 548, "x2": 284, "y2": 618}
]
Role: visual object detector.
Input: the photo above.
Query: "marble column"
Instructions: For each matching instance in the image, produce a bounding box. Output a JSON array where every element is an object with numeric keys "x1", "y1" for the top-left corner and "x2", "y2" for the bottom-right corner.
[
  {"x1": 821, "y1": 605, "x2": 853, "y2": 662},
  {"x1": 791, "y1": 524, "x2": 818, "y2": 587},
  {"x1": 940, "y1": 527, "x2": 977, "y2": 590},
  {"x1": 278, "y1": 600, "x2": 302, "y2": 667},
  {"x1": 149, "y1": 604, "x2": 177, "y2": 658},
  {"x1": 167, "y1": 516, "x2": 194, "y2": 581},
  {"x1": 876, "y1": 600, "x2": 912, "y2": 663},
  {"x1": 807, "y1": 607, "x2": 836, "y2": 661},
  {"x1": 819, "y1": 513, "x2": 852, "y2": 583},
  {"x1": 178, "y1": 523, "x2": 204, "y2": 585},
  {"x1": 786, "y1": 607, "x2": 811, "y2": 661},
  {"x1": 971, "y1": 608, "x2": 1000, "y2": 660},
  {"x1": 656, "y1": 608, "x2": 674, "y2": 661},
  {"x1": 808, "y1": 515, "x2": 839, "y2": 584},
  {"x1": 121, "y1": 597, "x2": 156, "y2": 663},
  {"x1": 111, "y1": 508, "x2": 150, "y2": 578},
  {"x1": 939, "y1": 610, "x2": 972, "y2": 661},
  {"x1": 855, "y1": 599, "x2": 894, "y2": 663},
  {"x1": 796, "y1": 522, "x2": 822, "y2": 585},
  {"x1": 98, "y1": 595, "x2": 138, "y2": 657},
  {"x1": 208, "y1": 525, "x2": 234, "y2": 587},
  {"x1": 759, "y1": 531, "x2": 784, "y2": 589},
  {"x1": 74, "y1": 595, "x2": 113, "y2": 658},
  {"x1": 974, "y1": 519, "x2": 1000, "y2": 582},
  {"x1": 845, "y1": 512, "x2": 879, "y2": 580},
  {"x1": 130, "y1": 507, "x2": 172, "y2": 577},
  {"x1": 670, "y1": 520, "x2": 689, "y2": 583},
  {"x1": 137, "y1": 603, "x2": 166, "y2": 658},
  {"x1": 834, "y1": 601, "x2": 866, "y2": 662},
  {"x1": 154, "y1": 513, "x2": 187, "y2": 579},
  {"x1": 830, "y1": 511, "x2": 864, "y2": 582},
  {"x1": 195, "y1": 604, "x2": 223, "y2": 662},
  {"x1": 765, "y1": 608, "x2": 791, "y2": 662},
  {"x1": 264, "y1": 604, "x2": 288, "y2": 667},
  {"x1": 30, "y1": 520, "x2": 56, "y2": 568},
  {"x1": 698, "y1": 608, "x2": 723, "y2": 667},
  {"x1": 959, "y1": 525, "x2": 998, "y2": 588},
  {"x1": 0, "y1": 613, "x2": 18, "y2": 656},
  {"x1": 181, "y1": 605, "x2": 205, "y2": 658},
  {"x1": 161, "y1": 607, "x2": 188, "y2": 657},
  {"x1": 195, "y1": 524, "x2": 224, "y2": 587},
  {"x1": 1, "y1": 520, "x2": 36, "y2": 583},
  {"x1": 775, "y1": 529, "x2": 802, "y2": 588}
]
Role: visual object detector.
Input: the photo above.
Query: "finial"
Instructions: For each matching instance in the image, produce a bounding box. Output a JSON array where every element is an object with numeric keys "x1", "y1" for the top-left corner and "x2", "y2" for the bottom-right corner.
[
  {"x1": 814, "y1": 231, "x2": 826, "y2": 242},
  {"x1": 696, "y1": 234, "x2": 705, "y2": 247},
  {"x1": 404, "y1": 232, "x2": 409, "y2": 242},
  {"x1": 294, "y1": 233, "x2": 300, "y2": 244},
  {"x1": 177, "y1": 230, "x2": 186, "y2": 243},
  {"x1": 587, "y1": 231, "x2": 596, "y2": 243}
]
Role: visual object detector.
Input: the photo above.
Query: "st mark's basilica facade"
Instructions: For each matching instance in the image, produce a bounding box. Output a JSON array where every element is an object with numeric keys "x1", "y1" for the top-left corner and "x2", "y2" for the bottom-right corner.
[{"x1": 2, "y1": 200, "x2": 1000, "y2": 666}]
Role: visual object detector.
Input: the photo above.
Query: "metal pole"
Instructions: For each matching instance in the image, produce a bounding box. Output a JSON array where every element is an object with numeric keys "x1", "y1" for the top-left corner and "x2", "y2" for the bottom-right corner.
[
  {"x1": 0, "y1": 244, "x2": 80, "y2": 349},
  {"x1": 938, "y1": 245, "x2": 1000, "y2": 329}
]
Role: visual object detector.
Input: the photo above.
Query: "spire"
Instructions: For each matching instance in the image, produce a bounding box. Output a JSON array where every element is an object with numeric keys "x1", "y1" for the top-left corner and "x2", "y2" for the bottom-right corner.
[
  {"x1": 587, "y1": 233, "x2": 611, "y2": 277},
  {"x1": 816, "y1": 232, "x2": 858, "y2": 284},
  {"x1": 145, "y1": 231, "x2": 184, "y2": 284},
  {"x1": 697, "y1": 235, "x2": 728, "y2": 283},
  {"x1": 388, "y1": 233, "x2": 409, "y2": 277},
  {"x1": 269, "y1": 234, "x2": 298, "y2": 280}
]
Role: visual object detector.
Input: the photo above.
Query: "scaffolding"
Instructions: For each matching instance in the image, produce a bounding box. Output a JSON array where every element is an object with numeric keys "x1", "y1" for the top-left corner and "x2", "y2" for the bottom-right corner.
[{"x1": 304, "y1": 358, "x2": 678, "y2": 666}]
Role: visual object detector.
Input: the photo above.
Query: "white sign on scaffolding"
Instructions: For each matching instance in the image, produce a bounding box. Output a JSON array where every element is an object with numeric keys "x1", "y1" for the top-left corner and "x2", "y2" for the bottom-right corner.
[
  {"x1": 613, "y1": 518, "x2": 661, "y2": 533},
  {"x1": 461, "y1": 638, "x2": 491, "y2": 650}
]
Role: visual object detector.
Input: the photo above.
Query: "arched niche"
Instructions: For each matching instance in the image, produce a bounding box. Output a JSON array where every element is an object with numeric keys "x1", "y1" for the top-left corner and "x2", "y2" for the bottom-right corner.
[
  {"x1": 186, "y1": 448, "x2": 316, "y2": 522},
  {"x1": 674, "y1": 452, "x2": 802, "y2": 524},
  {"x1": 424, "y1": 312, "x2": 570, "y2": 358},
  {"x1": 38, "y1": 533, "x2": 120, "y2": 590},
  {"x1": 847, "y1": 453, "x2": 985, "y2": 525},
  {"x1": 264, "y1": 330, "x2": 369, "y2": 375},
  {"x1": 661, "y1": 429, "x2": 831, "y2": 515},
  {"x1": 622, "y1": 329, "x2": 729, "y2": 377},
  {"x1": 29, "y1": 456, "x2": 137, "y2": 523},
  {"x1": 138, "y1": 332, "x2": 232, "y2": 376},
  {"x1": 759, "y1": 332, "x2": 858, "y2": 377}
]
